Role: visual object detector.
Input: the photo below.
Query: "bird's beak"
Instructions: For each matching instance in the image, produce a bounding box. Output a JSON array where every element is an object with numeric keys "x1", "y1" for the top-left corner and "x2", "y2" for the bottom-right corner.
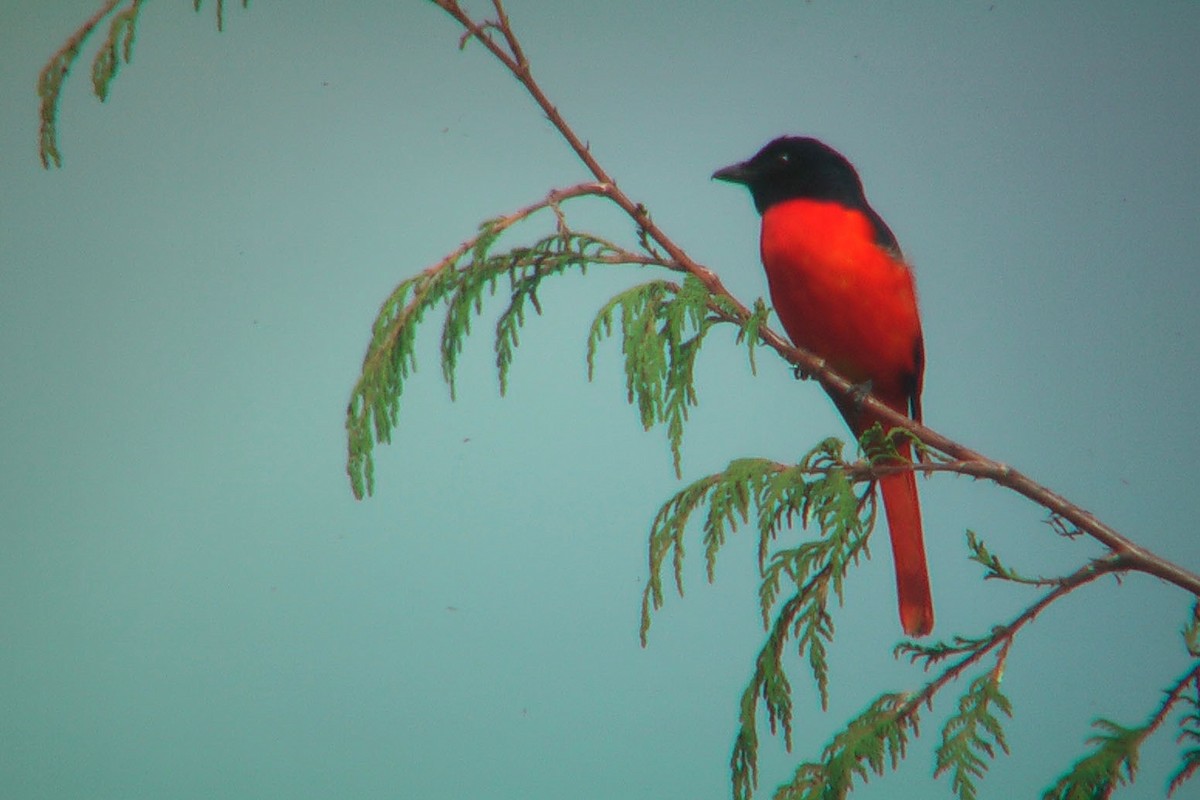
[{"x1": 712, "y1": 160, "x2": 754, "y2": 184}]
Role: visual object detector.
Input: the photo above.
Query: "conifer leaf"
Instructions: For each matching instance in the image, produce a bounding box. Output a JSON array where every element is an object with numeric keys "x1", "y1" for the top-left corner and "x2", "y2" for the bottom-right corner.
[
  {"x1": 1182, "y1": 602, "x2": 1200, "y2": 659},
  {"x1": 92, "y1": 3, "x2": 140, "y2": 102},
  {"x1": 1169, "y1": 671, "x2": 1200, "y2": 797},
  {"x1": 39, "y1": 0, "x2": 247, "y2": 167},
  {"x1": 894, "y1": 631, "x2": 997, "y2": 670},
  {"x1": 773, "y1": 693, "x2": 917, "y2": 800},
  {"x1": 38, "y1": 45, "x2": 78, "y2": 169},
  {"x1": 587, "y1": 273, "x2": 723, "y2": 477},
  {"x1": 1042, "y1": 719, "x2": 1145, "y2": 800},
  {"x1": 1171, "y1": 749, "x2": 1200, "y2": 799},
  {"x1": 965, "y1": 529, "x2": 1014, "y2": 581},
  {"x1": 736, "y1": 442, "x2": 877, "y2": 797},
  {"x1": 346, "y1": 220, "x2": 634, "y2": 499},
  {"x1": 37, "y1": 0, "x2": 123, "y2": 168},
  {"x1": 639, "y1": 440, "x2": 884, "y2": 800},
  {"x1": 935, "y1": 673, "x2": 1013, "y2": 800},
  {"x1": 735, "y1": 298, "x2": 772, "y2": 376},
  {"x1": 965, "y1": 529, "x2": 1054, "y2": 585}
]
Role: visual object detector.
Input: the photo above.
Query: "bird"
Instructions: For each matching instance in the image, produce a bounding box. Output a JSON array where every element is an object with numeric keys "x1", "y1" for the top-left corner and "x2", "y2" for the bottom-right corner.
[{"x1": 713, "y1": 136, "x2": 933, "y2": 637}]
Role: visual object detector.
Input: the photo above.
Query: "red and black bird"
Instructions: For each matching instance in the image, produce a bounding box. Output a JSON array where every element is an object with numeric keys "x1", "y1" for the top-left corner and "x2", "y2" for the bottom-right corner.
[{"x1": 714, "y1": 136, "x2": 933, "y2": 637}]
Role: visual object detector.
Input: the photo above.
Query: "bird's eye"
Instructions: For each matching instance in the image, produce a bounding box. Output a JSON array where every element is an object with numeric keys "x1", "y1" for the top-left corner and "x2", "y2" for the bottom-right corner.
[{"x1": 776, "y1": 152, "x2": 791, "y2": 165}]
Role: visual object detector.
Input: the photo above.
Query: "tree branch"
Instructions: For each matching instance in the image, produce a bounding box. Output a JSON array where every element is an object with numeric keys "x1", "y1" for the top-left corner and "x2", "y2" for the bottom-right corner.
[
  {"x1": 428, "y1": 0, "x2": 1200, "y2": 601},
  {"x1": 906, "y1": 555, "x2": 1125, "y2": 710},
  {"x1": 37, "y1": 0, "x2": 125, "y2": 167}
]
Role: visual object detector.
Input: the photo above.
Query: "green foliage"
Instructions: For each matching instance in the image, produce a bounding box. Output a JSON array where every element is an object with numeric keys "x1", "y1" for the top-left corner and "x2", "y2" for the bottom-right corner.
[
  {"x1": 38, "y1": 0, "x2": 245, "y2": 168},
  {"x1": 37, "y1": 0, "x2": 244, "y2": 167},
  {"x1": 91, "y1": 3, "x2": 139, "y2": 102},
  {"x1": 737, "y1": 298, "x2": 773, "y2": 376},
  {"x1": 1043, "y1": 719, "x2": 1145, "y2": 800},
  {"x1": 895, "y1": 631, "x2": 998, "y2": 670},
  {"x1": 772, "y1": 693, "x2": 918, "y2": 800},
  {"x1": 967, "y1": 529, "x2": 1022, "y2": 582},
  {"x1": 587, "y1": 274, "x2": 721, "y2": 477},
  {"x1": 1182, "y1": 602, "x2": 1200, "y2": 659},
  {"x1": 1170, "y1": 674, "x2": 1200, "y2": 796},
  {"x1": 1170, "y1": 606, "x2": 1200, "y2": 798},
  {"x1": 346, "y1": 220, "x2": 635, "y2": 499},
  {"x1": 344, "y1": 183, "x2": 765, "y2": 499},
  {"x1": 1170, "y1": 618, "x2": 1200, "y2": 797},
  {"x1": 637, "y1": 441, "x2": 888, "y2": 800},
  {"x1": 36, "y1": 0, "x2": 128, "y2": 169},
  {"x1": 439, "y1": 222, "x2": 608, "y2": 401},
  {"x1": 750, "y1": 460, "x2": 873, "y2": 711},
  {"x1": 935, "y1": 672, "x2": 1013, "y2": 800},
  {"x1": 1041, "y1": 631, "x2": 1200, "y2": 800},
  {"x1": 966, "y1": 529, "x2": 1070, "y2": 588},
  {"x1": 37, "y1": 47, "x2": 72, "y2": 167}
]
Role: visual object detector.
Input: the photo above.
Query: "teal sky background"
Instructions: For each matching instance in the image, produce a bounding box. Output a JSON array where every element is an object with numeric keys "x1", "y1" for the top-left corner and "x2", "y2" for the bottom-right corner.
[{"x1": 3, "y1": 2, "x2": 1200, "y2": 798}]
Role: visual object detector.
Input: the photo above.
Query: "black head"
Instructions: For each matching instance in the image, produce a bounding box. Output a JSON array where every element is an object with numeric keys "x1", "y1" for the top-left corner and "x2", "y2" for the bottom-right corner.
[{"x1": 713, "y1": 136, "x2": 898, "y2": 251}]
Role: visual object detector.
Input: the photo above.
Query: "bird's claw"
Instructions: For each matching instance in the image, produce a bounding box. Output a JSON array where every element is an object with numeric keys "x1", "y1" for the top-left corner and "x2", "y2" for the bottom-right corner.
[{"x1": 850, "y1": 379, "x2": 874, "y2": 411}]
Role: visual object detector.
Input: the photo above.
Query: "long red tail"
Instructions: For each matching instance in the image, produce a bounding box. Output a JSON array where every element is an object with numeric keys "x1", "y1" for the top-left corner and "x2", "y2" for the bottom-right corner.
[{"x1": 878, "y1": 442, "x2": 933, "y2": 637}]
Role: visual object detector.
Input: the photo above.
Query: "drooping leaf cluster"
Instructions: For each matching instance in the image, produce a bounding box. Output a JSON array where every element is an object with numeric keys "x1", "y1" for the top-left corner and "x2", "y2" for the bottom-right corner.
[
  {"x1": 935, "y1": 672, "x2": 1013, "y2": 800},
  {"x1": 344, "y1": 193, "x2": 769, "y2": 499},
  {"x1": 38, "y1": 0, "x2": 246, "y2": 168},
  {"x1": 635, "y1": 442, "x2": 898, "y2": 799},
  {"x1": 1042, "y1": 608, "x2": 1200, "y2": 799},
  {"x1": 1044, "y1": 719, "x2": 1145, "y2": 800},
  {"x1": 650, "y1": 454, "x2": 1042, "y2": 800},
  {"x1": 346, "y1": 220, "x2": 640, "y2": 498},
  {"x1": 587, "y1": 275, "x2": 759, "y2": 477},
  {"x1": 730, "y1": 623, "x2": 1017, "y2": 800},
  {"x1": 772, "y1": 693, "x2": 919, "y2": 800},
  {"x1": 1168, "y1": 607, "x2": 1200, "y2": 795},
  {"x1": 1170, "y1": 669, "x2": 1200, "y2": 796}
]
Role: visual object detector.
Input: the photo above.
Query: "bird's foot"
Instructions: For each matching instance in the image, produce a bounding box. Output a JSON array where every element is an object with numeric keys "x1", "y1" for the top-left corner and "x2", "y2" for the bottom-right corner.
[{"x1": 850, "y1": 379, "x2": 874, "y2": 412}]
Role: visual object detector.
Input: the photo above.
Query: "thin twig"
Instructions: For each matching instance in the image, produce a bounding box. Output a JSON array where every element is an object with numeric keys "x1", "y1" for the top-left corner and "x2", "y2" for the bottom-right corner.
[
  {"x1": 906, "y1": 556, "x2": 1125, "y2": 715},
  {"x1": 360, "y1": 181, "x2": 665, "y2": 382},
  {"x1": 1149, "y1": 660, "x2": 1200, "y2": 739},
  {"x1": 37, "y1": 0, "x2": 126, "y2": 167}
]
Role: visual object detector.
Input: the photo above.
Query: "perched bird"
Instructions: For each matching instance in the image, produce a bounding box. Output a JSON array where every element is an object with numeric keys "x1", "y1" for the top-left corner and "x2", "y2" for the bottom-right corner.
[{"x1": 714, "y1": 136, "x2": 933, "y2": 636}]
